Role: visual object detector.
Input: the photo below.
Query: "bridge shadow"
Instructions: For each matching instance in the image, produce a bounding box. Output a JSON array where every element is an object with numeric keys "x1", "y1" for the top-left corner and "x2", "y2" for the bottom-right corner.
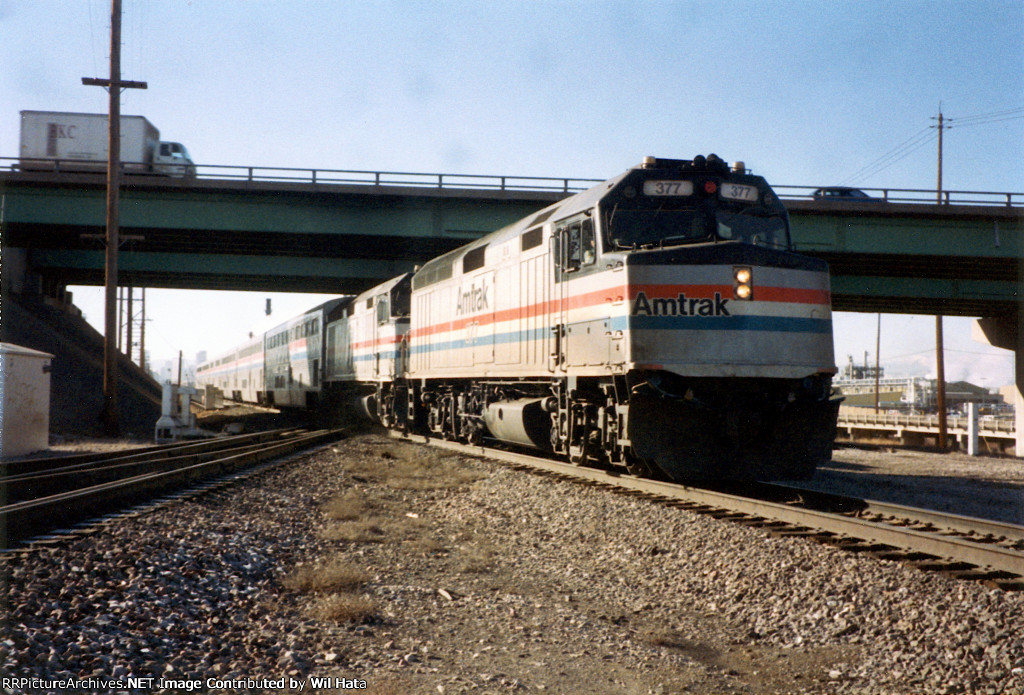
[{"x1": 786, "y1": 452, "x2": 1024, "y2": 525}]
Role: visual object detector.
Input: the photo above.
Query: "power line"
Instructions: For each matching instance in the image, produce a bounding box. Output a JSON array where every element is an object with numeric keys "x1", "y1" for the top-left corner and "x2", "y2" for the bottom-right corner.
[
  {"x1": 837, "y1": 127, "x2": 932, "y2": 185},
  {"x1": 950, "y1": 113, "x2": 1024, "y2": 130},
  {"x1": 948, "y1": 106, "x2": 1024, "y2": 126},
  {"x1": 837, "y1": 105, "x2": 1024, "y2": 187},
  {"x1": 838, "y1": 127, "x2": 936, "y2": 186}
]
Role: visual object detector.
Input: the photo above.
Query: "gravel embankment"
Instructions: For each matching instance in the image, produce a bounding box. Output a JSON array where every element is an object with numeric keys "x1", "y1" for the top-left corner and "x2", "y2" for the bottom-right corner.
[{"x1": 2, "y1": 434, "x2": 1023, "y2": 694}]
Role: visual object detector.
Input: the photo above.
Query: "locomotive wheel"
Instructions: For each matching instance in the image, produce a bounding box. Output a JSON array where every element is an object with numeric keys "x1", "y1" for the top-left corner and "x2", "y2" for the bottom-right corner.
[
  {"x1": 618, "y1": 450, "x2": 651, "y2": 479},
  {"x1": 624, "y1": 452, "x2": 660, "y2": 478},
  {"x1": 568, "y1": 445, "x2": 589, "y2": 466},
  {"x1": 465, "y1": 420, "x2": 484, "y2": 446},
  {"x1": 568, "y1": 434, "x2": 593, "y2": 466}
]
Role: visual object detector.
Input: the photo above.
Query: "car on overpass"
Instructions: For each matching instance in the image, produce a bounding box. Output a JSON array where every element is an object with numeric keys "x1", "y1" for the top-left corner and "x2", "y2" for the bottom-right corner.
[{"x1": 812, "y1": 186, "x2": 883, "y2": 202}]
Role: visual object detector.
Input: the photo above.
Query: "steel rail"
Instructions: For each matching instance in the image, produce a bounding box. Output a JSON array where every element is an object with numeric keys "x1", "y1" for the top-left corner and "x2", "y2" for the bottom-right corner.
[
  {"x1": 762, "y1": 482, "x2": 1024, "y2": 545},
  {"x1": 0, "y1": 429, "x2": 344, "y2": 547},
  {"x1": 1, "y1": 429, "x2": 314, "y2": 503},
  {"x1": 391, "y1": 432, "x2": 1024, "y2": 581},
  {"x1": 1, "y1": 427, "x2": 306, "y2": 480}
]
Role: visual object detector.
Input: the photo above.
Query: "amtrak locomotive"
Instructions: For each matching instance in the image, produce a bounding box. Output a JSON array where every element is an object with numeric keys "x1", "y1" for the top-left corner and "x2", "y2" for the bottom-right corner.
[{"x1": 198, "y1": 155, "x2": 841, "y2": 481}]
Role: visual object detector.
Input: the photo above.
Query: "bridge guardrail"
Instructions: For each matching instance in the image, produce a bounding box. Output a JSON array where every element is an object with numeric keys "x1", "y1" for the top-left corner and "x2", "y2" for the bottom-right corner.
[
  {"x1": 838, "y1": 406, "x2": 1016, "y2": 434},
  {"x1": 3, "y1": 157, "x2": 1022, "y2": 205},
  {"x1": 195, "y1": 163, "x2": 606, "y2": 193},
  {"x1": 774, "y1": 184, "x2": 1023, "y2": 208},
  {"x1": 0, "y1": 157, "x2": 604, "y2": 194}
]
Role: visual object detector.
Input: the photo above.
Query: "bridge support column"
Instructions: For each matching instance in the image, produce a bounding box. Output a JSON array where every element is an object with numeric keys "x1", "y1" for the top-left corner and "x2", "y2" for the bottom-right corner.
[
  {"x1": 975, "y1": 310, "x2": 1022, "y2": 459},
  {"x1": 966, "y1": 403, "x2": 979, "y2": 456}
]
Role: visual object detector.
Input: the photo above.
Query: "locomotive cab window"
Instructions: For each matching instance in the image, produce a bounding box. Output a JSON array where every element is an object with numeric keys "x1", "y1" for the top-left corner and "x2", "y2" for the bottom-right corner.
[
  {"x1": 376, "y1": 295, "x2": 390, "y2": 324},
  {"x1": 555, "y1": 212, "x2": 596, "y2": 276},
  {"x1": 714, "y1": 208, "x2": 790, "y2": 250},
  {"x1": 391, "y1": 284, "x2": 411, "y2": 318}
]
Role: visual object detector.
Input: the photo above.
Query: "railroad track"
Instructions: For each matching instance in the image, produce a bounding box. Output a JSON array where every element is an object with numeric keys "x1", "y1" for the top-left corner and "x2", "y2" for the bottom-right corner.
[
  {"x1": 0, "y1": 428, "x2": 345, "y2": 548},
  {"x1": 391, "y1": 431, "x2": 1024, "y2": 591}
]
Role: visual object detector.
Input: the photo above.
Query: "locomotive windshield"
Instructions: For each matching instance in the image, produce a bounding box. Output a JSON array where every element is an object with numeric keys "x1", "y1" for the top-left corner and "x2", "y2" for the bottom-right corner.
[{"x1": 604, "y1": 184, "x2": 790, "y2": 251}]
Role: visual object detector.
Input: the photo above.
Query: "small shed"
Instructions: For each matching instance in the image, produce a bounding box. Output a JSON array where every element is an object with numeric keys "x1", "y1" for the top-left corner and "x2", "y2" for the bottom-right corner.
[{"x1": 0, "y1": 342, "x2": 54, "y2": 459}]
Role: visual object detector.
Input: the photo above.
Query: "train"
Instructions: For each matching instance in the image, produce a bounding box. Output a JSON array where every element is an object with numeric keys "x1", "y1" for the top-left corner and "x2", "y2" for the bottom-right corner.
[
  {"x1": 197, "y1": 155, "x2": 841, "y2": 481},
  {"x1": 195, "y1": 298, "x2": 347, "y2": 407}
]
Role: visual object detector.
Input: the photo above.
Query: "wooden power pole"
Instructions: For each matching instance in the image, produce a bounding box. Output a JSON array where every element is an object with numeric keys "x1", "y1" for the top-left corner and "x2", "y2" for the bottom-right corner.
[
  {"x1": 936, "y1": 316, "x2": 948, "y2": 449},
  {"x1": 82, "y1": 0, "x2": 146, "y2": 435},
  {"x1": 139, "y1": 287, "x2": 147, "y2": 374},
  {"x1": 931, "y1": 107, "x2": 951, "y2": 450}
]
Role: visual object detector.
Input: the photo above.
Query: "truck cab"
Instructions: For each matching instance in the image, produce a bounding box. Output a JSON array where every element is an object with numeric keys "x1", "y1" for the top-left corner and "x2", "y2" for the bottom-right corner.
[{"x1": 154, "y1": 141, "x2": 196, "y2": 177}]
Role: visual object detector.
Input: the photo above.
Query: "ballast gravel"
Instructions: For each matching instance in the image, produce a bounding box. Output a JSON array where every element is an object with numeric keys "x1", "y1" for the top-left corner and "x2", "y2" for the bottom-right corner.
[{"x1": 1, "y1": 433, "x2": 1023, "y2": 694}]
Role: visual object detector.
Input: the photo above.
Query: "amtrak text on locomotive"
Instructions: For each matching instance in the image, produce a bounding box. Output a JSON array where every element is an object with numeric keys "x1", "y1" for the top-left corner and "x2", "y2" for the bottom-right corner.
[
  {"x1": 456, "y1": 280, "x2": 490, "y2": 315},
  {"x1": 631, "y1": 291, "x2": 730, "y2": 317}
]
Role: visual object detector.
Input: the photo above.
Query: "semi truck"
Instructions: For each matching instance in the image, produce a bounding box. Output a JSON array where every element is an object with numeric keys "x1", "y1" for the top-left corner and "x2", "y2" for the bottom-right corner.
[{"x1": 19, "y1": 110, "x2": 196, "y2": 177}]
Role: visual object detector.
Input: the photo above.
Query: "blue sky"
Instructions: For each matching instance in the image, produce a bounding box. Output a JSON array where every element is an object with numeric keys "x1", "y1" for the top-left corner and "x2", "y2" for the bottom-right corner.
[{"x1": 2, "y1": 0, "x2": 1021, "y2": 387}]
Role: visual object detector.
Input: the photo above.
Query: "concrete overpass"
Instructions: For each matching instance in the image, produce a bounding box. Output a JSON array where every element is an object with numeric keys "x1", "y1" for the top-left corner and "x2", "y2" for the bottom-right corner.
[{"x1": 2, "y1": 166, "x2": 1020, "y2": 318}]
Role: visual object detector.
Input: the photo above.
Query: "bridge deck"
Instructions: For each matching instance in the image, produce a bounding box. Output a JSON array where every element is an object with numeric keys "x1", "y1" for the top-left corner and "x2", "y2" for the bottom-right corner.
[{"x1": 1, "y1": 167, "x2": 1021, "y2": 317}]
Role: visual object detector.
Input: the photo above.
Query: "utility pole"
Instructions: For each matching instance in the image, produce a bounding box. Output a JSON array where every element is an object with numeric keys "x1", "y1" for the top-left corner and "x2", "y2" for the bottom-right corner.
[
  {"x1": 931, "y1": 106, "x2": 951, "y2": 449},
  {"x1": 139, "y1": 287, "x2": 146, "y2": 373},
  {"x1": 117, "y1": 287, "x2": 123, "y2": 352},
  {"x1": 874, "y1": 314, "x2": 881, "y2": 413},
  {"x1": 126, "y1": 285, "x2": 134, "y2": 363},
  {"x1": 82, "y1": 0, "x2": 147, "y2": 435},
  {"x1": 937, "y1": 110, "x2": 942, "y2": 203},
  {"x1": 936, "y1": 316, "x2": 948, "y2": 449}
]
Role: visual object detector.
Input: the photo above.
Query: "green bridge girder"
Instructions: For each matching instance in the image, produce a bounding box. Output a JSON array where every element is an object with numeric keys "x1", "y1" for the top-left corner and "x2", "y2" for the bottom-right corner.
[
  {"x1": 2, "y1": 172, "x2": 562, "y2": 295},
  {"x1": 784, "y1": 199, "x2": 1021, "y2": 317},
  {"x1": 1, "y1": 172, "x2": 1020, "y2": 319}
]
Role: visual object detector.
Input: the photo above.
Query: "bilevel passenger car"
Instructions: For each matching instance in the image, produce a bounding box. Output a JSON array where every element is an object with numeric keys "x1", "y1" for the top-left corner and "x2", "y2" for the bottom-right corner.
[
  {"x1": 336, "y1": 155, "x2": 841, "y2": 481},
  {"x1": 194, "y1": 335, "x2": 264, "y2": 403},
  {"x1": 197, "y1": 298, "x2": 348, "y2": 408}
]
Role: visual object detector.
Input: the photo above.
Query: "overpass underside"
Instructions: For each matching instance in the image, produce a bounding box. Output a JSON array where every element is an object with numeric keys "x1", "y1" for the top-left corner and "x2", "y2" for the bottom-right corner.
[
  {"x1": 783, "y1": 200, "x2": 1021, "y2": 319},
  {"x1": 2, "y1": 174, "x2": 1019, "y2": 318},
  {"x1": 2, "y1": 173, "x2": 566, "y2": 295}
]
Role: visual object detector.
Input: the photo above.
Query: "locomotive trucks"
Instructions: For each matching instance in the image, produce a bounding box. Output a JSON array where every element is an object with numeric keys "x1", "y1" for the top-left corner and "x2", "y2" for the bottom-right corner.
[{"x1": 18, "y1": 110, "x2": 196, "y2": 177}]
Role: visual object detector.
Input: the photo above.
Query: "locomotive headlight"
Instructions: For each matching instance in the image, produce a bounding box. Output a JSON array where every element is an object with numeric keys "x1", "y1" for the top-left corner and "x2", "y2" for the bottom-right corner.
[{"x1": 733, "y1": 266, "x2": 753, "y2": 300}]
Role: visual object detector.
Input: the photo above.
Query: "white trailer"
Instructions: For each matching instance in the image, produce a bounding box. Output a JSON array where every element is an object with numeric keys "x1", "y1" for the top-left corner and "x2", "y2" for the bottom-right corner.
[{"x1": 19, "y1": 110, "x2": 195, "y2": 177}]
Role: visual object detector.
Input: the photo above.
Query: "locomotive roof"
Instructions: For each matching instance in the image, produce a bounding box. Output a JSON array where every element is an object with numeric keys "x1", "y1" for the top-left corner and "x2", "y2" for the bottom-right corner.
[
  {"x1": 197, "y1": 332, "x2": 263, "y2": 369},
  {"x1": 411, "y1": 166, "x2": 635, "y2": 290},
  {"x1": 352, "y1": 272, "x2": 412, "y2": 305},
  {"x1": 266, "y1": 296, "x2": 349, "y2": 335}
]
